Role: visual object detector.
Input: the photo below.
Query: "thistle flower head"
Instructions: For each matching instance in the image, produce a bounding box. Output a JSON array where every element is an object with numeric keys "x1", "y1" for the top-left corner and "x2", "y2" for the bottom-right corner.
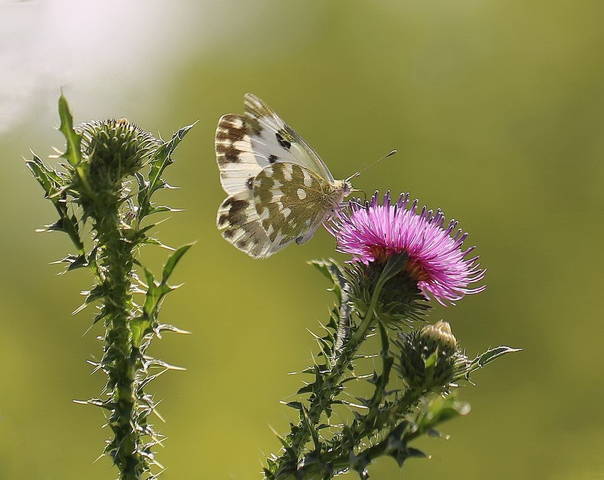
[
  {"x1": 328, "y1": 192, "x2": 485, "y2": 305},
  {"x1": 78, "y1": 119, "x2": 161, "y2": 187}
]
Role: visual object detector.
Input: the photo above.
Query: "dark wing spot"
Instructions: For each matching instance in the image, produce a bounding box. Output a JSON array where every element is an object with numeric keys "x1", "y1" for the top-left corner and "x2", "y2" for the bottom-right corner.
[
  {"x1": 218, "y1": 214, "x2": 229, "y2": 226},
  {"x1": 223, "y1": 229, "x2": 235, "y2": 239},
  {"x1": 246, "y1": 117, "x2": 263, "y2": 136},
  {"x1": 237, "y1": 240, "x2": 248, "y2": 249},
  {"x1": 221, "y1": 198, "x2": 249, "y2": 224},
  {"x1": 216, "y1": 143, "x2": 241, "y2": 163},
  {"x1": 228, "y1": 199, "x2": 248, "y2": 215},
  {"x1": 222, "y1": 197, "x2": 248, "y2": 211},
  {"x1": 246, "y1": 177, "x2": 254, "y2": 189},
  {"x1": 216, "y1": 115, "x2": 247, "y2": 142},
  {"x1": 268, "y1": 154, "x2": 278, "y2": 163},
  {"x1": 275, "y1": 132, "x2": 291, "y2": 150}
]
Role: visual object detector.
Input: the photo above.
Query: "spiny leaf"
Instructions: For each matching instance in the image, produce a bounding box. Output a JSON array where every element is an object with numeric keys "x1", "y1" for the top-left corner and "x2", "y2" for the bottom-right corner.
[
  {"x1": 58, "y1": 93, "x2": 83, "y2": 167},
  {"x1": 161, "y1": 243, "x2": 192, "y2": 284},
  {"x1": 138, "y1": 124, "x2": 194, "y2": 220},
  {"x1": 27, "y1": 154, "x2": 84, "y2": 250},
  {"x1": 308, "y1": 258, "x2": 347, "y2": 302},
  {"x1": 52, "y1": 253, "x2": 87, "y2": 271},
  {"x1": 467, "y1": 345, "x2": 520, "y2": 376},
  {"x1": 131, "y1": 316, "x2": 152, "y2": 348},
  {"x1": 26, "y1": 156, "x2": 59, "y2": 196},
  {"x1": 157, "y1": 324, "x2": 191, "y2": 335},
  {"x1": 413, "y1": 396, "x2": 471, "y2": 438}
]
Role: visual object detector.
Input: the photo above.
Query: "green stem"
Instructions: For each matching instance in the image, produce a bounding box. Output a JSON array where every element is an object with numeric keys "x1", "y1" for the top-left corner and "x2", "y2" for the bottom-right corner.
[
  {"x1": 291, "y1": 389, "x2": 424, "y2": 480},
  {"x1": 94, "y1": 199, "x2": 145, "y2": 479},
  {"x1": 270, "y1": 263, "x2": 394, "y2": 480}
]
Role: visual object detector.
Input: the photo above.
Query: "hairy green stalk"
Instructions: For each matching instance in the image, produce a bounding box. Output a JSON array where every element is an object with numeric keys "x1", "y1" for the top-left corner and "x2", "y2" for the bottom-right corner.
[
  {"x1": 95, "y1": 200, "x2": 142, "y2": 477},
  {"x1": 28, "y1": 95, "x2": 193, "y2": 479},
  {"x1": 266, "y1": 256, "x2": 409, "y2": 479}
]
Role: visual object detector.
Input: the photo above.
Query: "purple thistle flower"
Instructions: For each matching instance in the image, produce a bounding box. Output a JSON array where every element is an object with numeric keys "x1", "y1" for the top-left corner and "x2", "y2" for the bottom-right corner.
[{"x1": 327, "y1": 192, "x2": 485, "y2": 305}]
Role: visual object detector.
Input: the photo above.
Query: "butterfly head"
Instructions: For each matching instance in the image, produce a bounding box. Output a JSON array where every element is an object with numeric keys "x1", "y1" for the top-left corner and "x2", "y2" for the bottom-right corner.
[
  {"x1": 340, "y1": 171, "x2": 361, "y2": 196},
  {"x1": 333, "y1": 176, "x2": 355, "y2": 198}
]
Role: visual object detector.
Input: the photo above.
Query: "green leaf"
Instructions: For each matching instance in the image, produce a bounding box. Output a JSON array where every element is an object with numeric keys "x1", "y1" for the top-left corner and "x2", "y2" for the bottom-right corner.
[
  {"x1": 161, "y1": 243, "x2": 193, "y2": 284},
  {"x1": 137, "y1": 124, "x2": 194, "y2": 221},
  {"x1": 138, "y1": 244, "x2": 192, "y2": 343},
  {"x1": 58, "y1": 93, "x2": 83, "y2": 167},
  {"x1": 413, "y1": 396, "x2": 471, "y2": 438},
  {"x1": 424, "y1": 350, "x2": 438, "y2": 369},
  {"x1": 27, "y1": 154, "x2": 84, "y2": 251},
  {"x1": 148, "y1": 205, "x2": 181, "y2": 215},
  {"x1": 157, "y1": 323, "x2": 191, "y2": 335},
  {"x1": 26, "y1": 156, "x2": 56, "y2": 196},
  {"x1": 466, "y1": 345, "x2": 521, "y2": 378},
  {"x1": 131, "y1": 316, "x2": 152, "y2": 348},
  {"x1": 308, "y1": 258, "x2": 347, "y2": 302},
  {"x1": 297, "y1": 384, "x2": 315, "y2": 394}
]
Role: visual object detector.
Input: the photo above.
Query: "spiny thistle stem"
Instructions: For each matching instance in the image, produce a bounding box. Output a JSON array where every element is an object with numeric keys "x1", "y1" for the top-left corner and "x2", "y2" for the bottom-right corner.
[
  {"x1": 93, "y1": 205, "x2": 142, "y2": 477},
  {"x1": 268, "y1": 256, "x2": 407, "y2": 479},
  {"x1": 28, "y1": 95, "x2": 193, "y2": 479}
]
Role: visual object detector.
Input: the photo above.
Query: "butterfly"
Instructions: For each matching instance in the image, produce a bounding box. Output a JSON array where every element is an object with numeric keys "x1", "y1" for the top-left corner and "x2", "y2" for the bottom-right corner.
[{"x1": 215, "y1": 94, "x2": 354, "y2": 258}]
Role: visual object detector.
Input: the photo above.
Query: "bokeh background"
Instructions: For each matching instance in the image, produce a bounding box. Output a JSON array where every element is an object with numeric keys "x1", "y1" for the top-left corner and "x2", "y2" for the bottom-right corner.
[{"x1": 2, "y1": 1, "x2": 603, "y2": 479}]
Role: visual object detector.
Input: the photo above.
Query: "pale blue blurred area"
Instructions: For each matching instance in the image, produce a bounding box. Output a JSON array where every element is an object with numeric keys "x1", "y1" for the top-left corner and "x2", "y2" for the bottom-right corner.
[{"x1": 1, "y1": 0, "x2": 604, "y2": 479}]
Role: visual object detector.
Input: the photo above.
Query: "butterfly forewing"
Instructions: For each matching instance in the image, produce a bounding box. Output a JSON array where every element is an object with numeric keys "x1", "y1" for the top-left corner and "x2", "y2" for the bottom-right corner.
[
  {"x1": 243, "y1": 93, "x2": 335, "y2": 181},
  {"x1": 215, "y1": 114, "x2": 264, "y2": 194}
]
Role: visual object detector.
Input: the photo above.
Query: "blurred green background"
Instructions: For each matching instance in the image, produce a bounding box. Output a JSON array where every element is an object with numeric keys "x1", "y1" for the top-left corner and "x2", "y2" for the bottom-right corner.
[{"x1": 2, "y1": 1, "x2": 603, "y2": 479}]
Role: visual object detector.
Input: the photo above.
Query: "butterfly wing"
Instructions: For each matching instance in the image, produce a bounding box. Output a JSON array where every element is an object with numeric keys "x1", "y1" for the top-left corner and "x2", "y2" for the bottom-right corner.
[
  {"x1": 252, "y1": 163, "x2": 340, "y2": 255},
  {"x1": 243, "y1": 93, "x2": 335, "y2": 182},
  {"x1": 216, "y1": 191, "x2": 273, "y2": 258},
  {"x1": 215, "y1": 94, "x2": 334, "y2": 195},
  {"x1": 215, "y1": 94, "x2": 339, "y2": 258},
  {"x1": 215, "y1": 113, "x2": 263, "y2": 195}
]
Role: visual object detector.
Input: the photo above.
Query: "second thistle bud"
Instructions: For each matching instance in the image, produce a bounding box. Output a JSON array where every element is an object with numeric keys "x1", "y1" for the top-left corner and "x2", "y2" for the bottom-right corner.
[
  {"x1": 396, "y1": 321, "x2": 467, "y2": 393},
  {"x1": 420, "y1": 320, "x2": 457, "y2": 354}
]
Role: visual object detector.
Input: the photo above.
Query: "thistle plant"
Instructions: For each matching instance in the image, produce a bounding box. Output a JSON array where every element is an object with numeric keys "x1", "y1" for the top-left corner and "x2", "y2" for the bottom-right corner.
[
  {"x1": 264, "y1": 192, "x2": 518, "y2": 480},
  {"x1": 27, "y1": 95, "x2": 193, "y2": 479}
]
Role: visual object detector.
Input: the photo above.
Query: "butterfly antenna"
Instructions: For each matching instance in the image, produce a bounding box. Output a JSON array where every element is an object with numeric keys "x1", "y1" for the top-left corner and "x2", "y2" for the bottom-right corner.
[
  {"x1": 347, "y1": 149, "x2": 398, "y2": 183},
  {"x1": 362, "y1": 148, "x2": 398, "y2": 173},
  {"x1": 345, "y1": 149, "x2": 398, "y2": 195}
]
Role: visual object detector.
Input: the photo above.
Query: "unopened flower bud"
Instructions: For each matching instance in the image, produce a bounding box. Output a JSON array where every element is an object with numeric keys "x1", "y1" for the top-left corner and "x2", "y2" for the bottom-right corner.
[
  {"x1": 420, "y1": 320, "x2": 457, "y2": 353},
  {"x1": 396, "y1": 321, "x2": 466, "y2": 393},
  {"x1": 78, "y1": 119, "x2": 160, "y2": 188}
]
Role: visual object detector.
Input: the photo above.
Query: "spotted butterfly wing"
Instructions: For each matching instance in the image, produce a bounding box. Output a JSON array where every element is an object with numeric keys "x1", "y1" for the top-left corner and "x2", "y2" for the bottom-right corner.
[
  {"x1": 215, "y1": 94, "x2": 351, "y2": 258},
  {"x1": 253, "y1": 163, "x2": 347, "y2": 249}
]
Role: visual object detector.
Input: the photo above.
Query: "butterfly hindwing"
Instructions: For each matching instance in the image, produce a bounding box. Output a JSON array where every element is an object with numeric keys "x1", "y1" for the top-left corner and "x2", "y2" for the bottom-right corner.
[
  {"x1": 253, "y1": 163, "x2": 338, "y2": 250},
  {"x1": 216, "y1": 190, "x2": 272, "y2": 258}
]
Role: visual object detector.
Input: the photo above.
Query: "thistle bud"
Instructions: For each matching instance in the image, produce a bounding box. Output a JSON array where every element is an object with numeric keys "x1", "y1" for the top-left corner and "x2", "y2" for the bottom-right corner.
[
  {"x1": 78, "y1": 119, "x2": 160, "y2": 188},
  {"x1": 396, "y1": 321, "x2": 467, "y2": 393},
  {"x1": 420, "y1": 320, "x2": 457, "y2": 353}
]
